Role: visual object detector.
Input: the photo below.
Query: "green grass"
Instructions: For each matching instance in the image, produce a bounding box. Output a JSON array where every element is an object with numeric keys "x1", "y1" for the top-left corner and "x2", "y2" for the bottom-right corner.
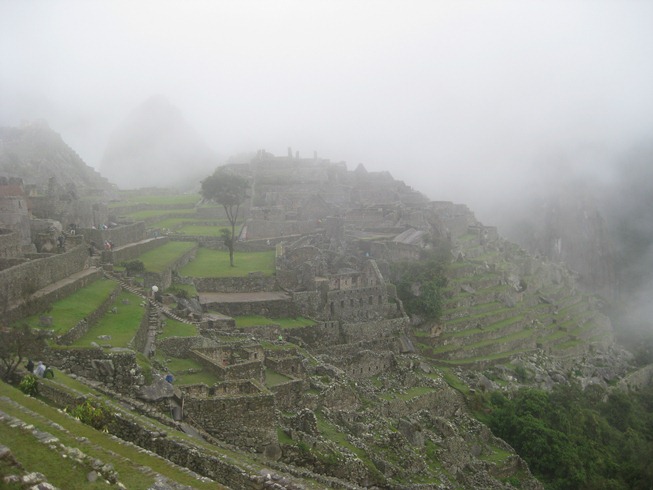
[
  {"x1": 0, "y1": 382, "x2": 221, "y2": 489},
  {"x1": 235, "y1": 315, "x2": 316, "y2": 329},
  {"x1": 265, "y1": 368, "x2": 292, "y2": 387},
  {"x1": 166, "y1": 283, "x2": 198, "y2": 297},
  {"x1": 72, "y1": 290, "x2": 145, "y2": 348},
  {"x1": 159, "y1": 317, "x2": 197, "y2": 339},
  {"x1": 138, "y1": 241, "x2": 197, "y2": 273},
  {"x1": 436, "y1": 367, "x2": 470, "y2": 394},
  {"x1": 179, "y1": 248, "x2": 275, "y2": 277},
  {"x1": 0, "y1": 421, "x2": 114, "y2": 489},
  {"x1": 20, "y1": 279, "x2": 118, "y2": 335},
  {"x1": 155, "y1": 355, "x2": 218, "y2": 386},
  {"x1": 395, "y1": 386, "x2": 435, "y2": 400}
]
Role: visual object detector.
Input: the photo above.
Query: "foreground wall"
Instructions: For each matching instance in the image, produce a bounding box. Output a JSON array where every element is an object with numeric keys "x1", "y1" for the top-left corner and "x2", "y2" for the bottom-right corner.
[{"x1": 1, "y1": 244, "x2": 95, "y2": 322}]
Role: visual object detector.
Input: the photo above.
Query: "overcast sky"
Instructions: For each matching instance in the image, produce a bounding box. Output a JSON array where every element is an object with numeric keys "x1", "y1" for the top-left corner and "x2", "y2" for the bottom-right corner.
[{"x1": 1, "y1": 0, "x2": 652, "y2": 221}]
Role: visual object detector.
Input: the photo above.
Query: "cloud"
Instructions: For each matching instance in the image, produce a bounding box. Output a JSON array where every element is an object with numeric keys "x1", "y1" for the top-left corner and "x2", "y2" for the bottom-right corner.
[{"x1": 1, "y1": 0, "x2": 652, "y2": 221}]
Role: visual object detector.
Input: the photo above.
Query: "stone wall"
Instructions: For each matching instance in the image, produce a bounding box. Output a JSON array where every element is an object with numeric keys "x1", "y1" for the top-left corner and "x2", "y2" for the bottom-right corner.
[
  {"x1": 103, "y1": 235, "x2": 170, "y2": 265},
  {"x1": 245, "y1": 219, "x2": 319, "y2": 239},
  {"x1": 271, "y1": 378, "x2": 306, "y2": 411},
  {"x1": 81, "y1": 221, "x2": 147, "y2": 249},
  {"x1": 284, "y1": 321, "x2": 344, "y2": 348},
  {"x1": 340, "y1": 350, "x2": 397, "y2": 380},
  {"x1": 265, "y1": 353, "x2": 306, "y2": 378},
  {"x1": 190, "y1": 348, "x2": 265, "y2": 383},
  {"x1": 182, "y1": 390, "x2": 277, "y2": 451},
  {"x1": 203, "y1": 297, "x2": 298, "y2": 318},
  {"x1": 0, "y1": 229, "x2": 22, "y2": 258},
  {"x1": 132, "y1": 302, "x2": 154, "y2": 354},
  {"x1": 340, "y1": 317, "x2": 410, "y2": 344},
  {"x1": 324, "y1": 285, "x2": 388, "y2": 322},
  {"x1": 1, "y1": 244, "x2": 97, "y2": 322},
  {"x1": 157, "y1": 335, "x2": 218, "y2": 358},
  {"x1": 45, "y1": 346, "x2": 140, "y2": 394},
  {"x1": 0, "y1": 257, "x2": 27, "y2": 271},
  {"x1": 369, "y1": 241, "x2": 421, "y2": 262},
  {"x1": 31, "y1": 376, "x2": 279, "y2": 489},
  {"x1": 194, "y1": 274, "x2": 277, "y2": 293}
]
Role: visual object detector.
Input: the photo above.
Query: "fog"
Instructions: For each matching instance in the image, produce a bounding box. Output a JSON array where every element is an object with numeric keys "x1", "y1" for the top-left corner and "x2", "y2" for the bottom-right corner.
[{"x1": 1, "y1": 0, "x2": 653, "y2": 221}]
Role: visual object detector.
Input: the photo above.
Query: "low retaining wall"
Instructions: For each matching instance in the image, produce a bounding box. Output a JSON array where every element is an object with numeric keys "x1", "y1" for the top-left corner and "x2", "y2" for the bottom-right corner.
[
  {"x1": 31, "y1": 377, "x2": 270, "y2": 489},
  {"x1": 203, "y1": 298, "x2": 298, "y2": 318},
  {"x1": 45, "y1": 346, "x2": 141, "y2": 394},
  {"x1": 194, "y1": 275, "x2": 277, "y2": 293},
  {"x1": 104, "y1": 236, "x2": 170, "y2": 264},
  {"x1": 1, "y1": 244, "x2": 92, "y2": 321},
  {"x1": 271, "y1": 378, "x2": 306, "y2": 411},
  {"x1": 81, "y1": 222, "x2": 147, "y2": 249}
]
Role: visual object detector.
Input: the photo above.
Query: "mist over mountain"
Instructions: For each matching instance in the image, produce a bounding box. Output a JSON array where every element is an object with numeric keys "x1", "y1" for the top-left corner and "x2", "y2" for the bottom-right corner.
[
  {"x1": 490, "y1": 142, "x2": 653, "y2": 346},
  {"x1": 0, "y1": 120, "x2": 112, "y2": 193},
  {"x1": 99, "y1": 96, "x2": 217, "y2": 190}
]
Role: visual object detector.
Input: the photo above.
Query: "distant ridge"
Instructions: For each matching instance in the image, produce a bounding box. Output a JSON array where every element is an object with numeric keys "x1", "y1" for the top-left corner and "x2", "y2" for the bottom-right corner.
[
  {"x1": 0, "y1": 120, "x2": 113, "y2": 193},
  {"x1": 99, "y1": 95, "x2": 217, "y2": 190}
]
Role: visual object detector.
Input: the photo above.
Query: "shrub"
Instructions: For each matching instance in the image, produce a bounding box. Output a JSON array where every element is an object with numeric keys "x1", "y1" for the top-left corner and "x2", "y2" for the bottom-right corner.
[
  {"x1": 122, "y1": 260, "x2": 145, "y2": 276},
  {"x1": 67, "y1": 399, "x2": 112, "y2": 431},
  {"x1": 18, "y1": 374, "x2": 39, "y2": 397}
]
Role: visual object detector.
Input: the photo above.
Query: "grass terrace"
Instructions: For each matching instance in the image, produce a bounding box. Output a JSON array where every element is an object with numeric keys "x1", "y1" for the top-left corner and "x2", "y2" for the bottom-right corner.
[
  {"x1": 180, "y1": 248, "x2": 275, "y2": 277},
  {"x1": 265, "y1": 368, "x2": 292, "y2": 387},
  {"x1": 138, "y1": 241, "x2": 197, "y2": 273},
  {"x1": 156, "y1": 355, "x2": 218, "y2": 385},
  {"x1": 0, "y1": 382, "x2": 223, "y2": 489},
  {"x1": 71, "y1": 290, "x2": 145, "y2": 348},
  {"x1": 18, "y1": 278, "x2": 118, "y2": 336},
  {"x1": 159, "y1": 317, "x2": 197, "y2": 339}
]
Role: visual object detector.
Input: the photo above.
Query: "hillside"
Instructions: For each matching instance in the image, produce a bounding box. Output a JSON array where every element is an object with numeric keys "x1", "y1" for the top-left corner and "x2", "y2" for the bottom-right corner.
[
  {"x1": 0, "y1": 121, "x2": 113, "y2": 194},
  {"x1": 0, "y1": 144, "x2": 649, "y2": 489}
]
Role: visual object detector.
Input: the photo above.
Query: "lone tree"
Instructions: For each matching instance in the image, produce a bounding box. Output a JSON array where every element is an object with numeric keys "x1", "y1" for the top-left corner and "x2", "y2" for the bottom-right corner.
[{"x1": 201, "y1": 169, "x2": 249, "y2": 267}]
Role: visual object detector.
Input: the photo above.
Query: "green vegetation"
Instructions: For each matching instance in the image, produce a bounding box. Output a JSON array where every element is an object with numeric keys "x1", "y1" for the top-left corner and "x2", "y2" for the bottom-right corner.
[
  {"x1": 72, "y1": 291, "x2": 145, "y2": 348},
  {"x1": 20, "y1": 279, "x2": 118, "y2": 335},
  {"x1": 265, "y1": 368, "x2": 291, "y2": 387},
  {"x1": 0, "y1": 382, "x2": 220, "y2": 489},
  {"x1": 480, "y1": 384, "x2": 653, "y2": 489},
  {"x1": 17, "y1": 374, "x2": 38, "y2": 396},
  {"x1": 138, "y1": 241, "x2": 196, "y2": 273},
  {"x1": 159, "y1": 317, "x2": 197, "y2": 339},
  {"x1": 391, "y1": 253, "x2": 448, "y2": 322},
  {"x1": 66, "y1": 398, "x2": 112, "y2": 431},
  {"x1": 201, "y1": 170, "x2": 250, "y2": 267},
  {"x1": 180, "y1": 248, "x2": 275, "y2": 277}
]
